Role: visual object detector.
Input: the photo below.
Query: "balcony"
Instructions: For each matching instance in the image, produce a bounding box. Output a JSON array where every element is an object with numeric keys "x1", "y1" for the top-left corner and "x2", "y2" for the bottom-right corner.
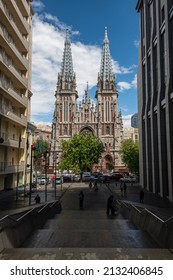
[
  {"x1": 6, "y1": 0, "x2": 29, "y2": 34},
  {"x1": 9, "y1": 65, "x2": 27, "y2": 88},
  {"x1": 0, "y1": 161, "x2": 25, "y2": 174},
  {"x1": 0, "y1": 132, "x2": 25, "y2": 149},
  {"x1": 17, "y1": 0, "x2": 30, "y2": 17},
  {"x1": 0, "y1": 26, "x2": 28, "y2": 70},
  {"x1": 0, "y1": 55, "x2": 27, "y2": 88},
  {"x1": 0, "y1": 1, "x2": 29, "y2": 52},
  {"x1": 0, "y1": 77, "x2": 28, "y2": 108},
  {"x1": 0, "y1": 107, "x2": 27, "y2": 127},
  {"x1": 8, "y1": 88, "x2": 28, "y2": 107},
  {"x1": 6, "y1": 111, "x2": 27, "y2": 126}
]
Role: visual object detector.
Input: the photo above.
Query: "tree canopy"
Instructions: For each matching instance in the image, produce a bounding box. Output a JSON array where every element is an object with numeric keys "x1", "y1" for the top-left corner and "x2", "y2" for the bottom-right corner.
[
  {"x1": 119, "y1": 139, "x2": 139, "y2": 174},
  {"x1": 59, "y1": 133, "x2": 105, "y2": 173},
  {"x1": 33, "y1": 139, "x2": 50, "y2": 173}
]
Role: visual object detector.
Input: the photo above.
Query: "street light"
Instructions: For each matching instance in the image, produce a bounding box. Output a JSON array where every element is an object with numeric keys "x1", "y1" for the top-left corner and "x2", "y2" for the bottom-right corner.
[
  {"x1": 29, "y1": 144, "x2": 36, "y2": 206},
  {"x1": 44, "y1": 150, "x2": 49, "y2": 202}
]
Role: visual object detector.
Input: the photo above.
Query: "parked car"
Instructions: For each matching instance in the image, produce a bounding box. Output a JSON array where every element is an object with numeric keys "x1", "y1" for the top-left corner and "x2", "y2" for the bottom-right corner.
[
  {"x1": 74, "y1": 174, "x2": 81, "y2": 182},
  {"x1": 56, "y1": 176, "x2": 63, "y2": 184},
  {"x1": 98, "y1": 175, "x2": 110, "y2": 183},
  {"x1": 39, "y1": 177, "x2": 49, "y2": 185},
  {"x1": 63, "y1": 175, "x2": 71, "y2": 182},
  {"x1": 82, "y1": 172, "x2": 91, "y2": 182},
  {"x1": 110, "y1": 172, "x2": 123, "y2": 181},
  {"x1": 91, "y1": 172, "x2": 102, "y2": 180},
  {"x1": 120, "y1": 176, "x2": 137, "y2": 183}
]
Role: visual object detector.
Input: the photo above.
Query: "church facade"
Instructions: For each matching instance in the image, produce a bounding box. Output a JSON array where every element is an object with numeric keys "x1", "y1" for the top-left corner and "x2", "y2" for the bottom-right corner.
[{"x1": 51, "y1": 28, "x2": 123, "y2": 172}]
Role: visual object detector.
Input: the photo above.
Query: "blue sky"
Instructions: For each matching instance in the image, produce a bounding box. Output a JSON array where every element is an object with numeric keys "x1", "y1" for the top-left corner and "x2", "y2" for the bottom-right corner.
[{"x1": 31, "y1": 0, "x2": 140, "y2": 127}]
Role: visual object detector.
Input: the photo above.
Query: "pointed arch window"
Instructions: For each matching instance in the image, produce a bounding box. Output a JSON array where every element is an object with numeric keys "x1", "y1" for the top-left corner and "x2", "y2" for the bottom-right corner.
[
  {"x1": 64, "y1": 126, "x2": 68, "y2": 135},
  {"x1": 106, "y1": 125, "x2": 110, "y2": 135}
]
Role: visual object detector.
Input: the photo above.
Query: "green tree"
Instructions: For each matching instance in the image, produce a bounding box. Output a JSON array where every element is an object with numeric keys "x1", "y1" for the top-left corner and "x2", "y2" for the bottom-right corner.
[
  {"x1": 33, "y1": 139, "x2": 50, "y2": 173},
  {"x1": 119, "y1": 139, "x2": 139, "y2": 174},
  {"x1": 59, "y1": 133, "x2": 105, "y2": 174}
]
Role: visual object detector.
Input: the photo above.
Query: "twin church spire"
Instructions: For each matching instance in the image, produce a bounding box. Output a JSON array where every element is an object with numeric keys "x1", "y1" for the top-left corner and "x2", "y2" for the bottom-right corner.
[
  {"x1": 60, "y1": 29, "x2": 74, "y2": 79},
  {"x1": 52, "y1": 28, "x2": 123, "y2": 171},
  {"x1": 99, "y1": 27, "x2": 114, "y2": 81},
  {"x1": 60, "y1": 27, "x2": 115, "y2": 89}
]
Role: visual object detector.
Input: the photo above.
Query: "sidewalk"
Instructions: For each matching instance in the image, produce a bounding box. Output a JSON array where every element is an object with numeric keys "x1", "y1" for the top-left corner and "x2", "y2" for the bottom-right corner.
[
  {"x1": 107, "y1": 181, "x2": 173, "y2": 220},
  {"x1": 0, "y1": 181, "x2": 173, "y2": 220},
  {"x1": 0, "y1": 183, "x2": 69, "y2": 218}
]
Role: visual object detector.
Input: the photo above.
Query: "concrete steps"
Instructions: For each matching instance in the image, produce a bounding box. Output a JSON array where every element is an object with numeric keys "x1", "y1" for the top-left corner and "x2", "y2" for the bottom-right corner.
[
  {"x1": 21, "y1": 208, "x2": 159, "y2": 249},
  {"x1": 1, "y1": 248, "x2": 173, "y2": 260},
  {"x1": 1, "y1": 184, "x2": 172, "y2": 259}
]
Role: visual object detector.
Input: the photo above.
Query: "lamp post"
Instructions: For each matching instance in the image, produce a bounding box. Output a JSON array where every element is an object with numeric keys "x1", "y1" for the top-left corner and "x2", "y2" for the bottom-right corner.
[
  {"x1": 54, "y1": 152, "x2": 57, "y2": 199},
  {"x1": 44, "y1": 150, "x2": 49, "y2": 202},
  {"x1": 29, "y1": 144, "x2": 36, "y2": 206}
]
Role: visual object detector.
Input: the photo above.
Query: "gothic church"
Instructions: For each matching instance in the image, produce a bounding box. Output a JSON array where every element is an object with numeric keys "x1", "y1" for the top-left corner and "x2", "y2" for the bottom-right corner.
[{"x1": 51, "y1": 28, "x2": 123, "y2": 172}]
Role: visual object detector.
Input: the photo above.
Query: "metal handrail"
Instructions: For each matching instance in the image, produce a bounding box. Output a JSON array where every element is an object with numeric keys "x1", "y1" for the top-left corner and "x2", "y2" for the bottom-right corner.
[
  {"x1": 0, "y1": 200, "x2": 60, "y2": 224},
  {"x1": 117, "y1": 199, "x2": 173, "y2": 224}
]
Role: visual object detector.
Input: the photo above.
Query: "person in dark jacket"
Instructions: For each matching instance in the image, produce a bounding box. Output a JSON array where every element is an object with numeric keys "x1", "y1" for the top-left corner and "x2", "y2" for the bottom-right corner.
[
  {"x1": 106, "y1": 195, "x2": 114, "y2": 215},
  {"x1": 79, "y1": 191, "x2": 84, "y2": 209},
  {"x1": 140, "y1": 189, "x2": 144, "y2": 203},
  {"x1": 34, "y1": 194, "x2": 40, "y2": 204}
]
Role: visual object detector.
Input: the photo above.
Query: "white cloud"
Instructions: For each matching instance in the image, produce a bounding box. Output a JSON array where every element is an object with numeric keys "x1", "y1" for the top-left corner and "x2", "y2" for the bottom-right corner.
[
  {"x1": 113, "y1": 62, "x2": 137, "y2": 75},
  {"x1": 32, "y1": 0, "x2": 45, "y2": 11},
  {"x1": 117, "y1": 74, "x2": 137, "y2": 92},
  {"x1": 31, "y1": 12, "x2": 137, "y2": 123},
  {"x1": 134, "y1": 40, "x2": 139, "y2": 48},
  {"x1": 122, "y1": 114, "x2": 133, "y2": 128},
  {"x1": 117, "y1": 81, "x2": 132, "y2": 92},
  {"x1": 131, "y1": 74, "x2": 137, "y2": 88}
]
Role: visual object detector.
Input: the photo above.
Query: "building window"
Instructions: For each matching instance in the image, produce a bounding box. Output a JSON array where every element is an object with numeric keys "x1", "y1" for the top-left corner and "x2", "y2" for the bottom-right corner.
[
  {"x1": 64, "y1": 101, "x2": 68, "y2": 122},
  {"x1": 64, "y1": 126, "x2": 67, "y2": 135},
  {"x1": 105, "y1": 101, "x2": 110, "y2": 122},
  {"x1": 106, "y1": 126, "x2": 110, "y2": 135}
]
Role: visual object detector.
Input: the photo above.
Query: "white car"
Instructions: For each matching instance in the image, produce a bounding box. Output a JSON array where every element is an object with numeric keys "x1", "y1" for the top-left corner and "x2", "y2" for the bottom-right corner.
[
  {"x1": 120, "y1": 176, "x2": 137, "y2": 183},
  {"x1": 56, "y1": 176, "x2": 63, "y2": 184}
]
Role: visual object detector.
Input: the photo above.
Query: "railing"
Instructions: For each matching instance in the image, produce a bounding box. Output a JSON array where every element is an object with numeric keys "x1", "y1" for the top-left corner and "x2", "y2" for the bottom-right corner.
[
  {"x1": 10, "y1": 0, "x2": 29, "y2": 33},
  {"x1": 0, "y1": 23, "x2": 28, "y2": 69},
  {"x1": 117, "y1": 199, "x2": 173, "y2": 249},
  {"x1": 0, "y1": 0, "x2": 28, "y2": 51},
  {"x1": 0, "y1": 161, "x2": 25, "y2": 173},
  {"x1": 0, "y1": 200, "x2": 62, "y2": 251}
]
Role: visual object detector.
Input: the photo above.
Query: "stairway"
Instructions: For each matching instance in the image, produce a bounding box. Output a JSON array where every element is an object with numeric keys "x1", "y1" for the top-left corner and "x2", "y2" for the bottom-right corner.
[{"x1": 0, "y1": 184, "x2": 173, "y2": 259}]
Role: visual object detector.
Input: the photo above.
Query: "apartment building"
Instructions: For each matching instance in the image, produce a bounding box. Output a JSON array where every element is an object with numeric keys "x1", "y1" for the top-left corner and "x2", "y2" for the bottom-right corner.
[
  {"x1": 123, "y1": 127, "x2": 139, "y2": 142},
  {"x1": 136, "y1": 0, "x2": 173, "y2": 201},
  {"x1": 0, "y1": 0, "x2": 34, "y2": 190}
]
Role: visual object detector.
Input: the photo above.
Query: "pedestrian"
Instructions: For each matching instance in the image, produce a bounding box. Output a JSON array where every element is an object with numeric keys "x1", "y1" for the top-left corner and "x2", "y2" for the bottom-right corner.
[
  {"x1": 106, "y1": 195, "x2": 114, "y2": 215},
  {"x1": 120, "y1": 183, "x2": 123, "y2": 196},
  {"x1": 89, "y1": 181, "x2": 92, "y2": 189},
  {"x1": 94, "y1": 181, "x2": 98, "y2": 192},
  {"x1": 140, "y1": 189, "x2": 144, "y2": 203},
  {"x1": 123, "y1": 182, "x2": 127, "y2": 197},
  {"x1": 79, "y1": 191, "x2": 84, "y2": 209},
  {"x1": 34, "y1": 194, "x2": 40, "y2": 204}
]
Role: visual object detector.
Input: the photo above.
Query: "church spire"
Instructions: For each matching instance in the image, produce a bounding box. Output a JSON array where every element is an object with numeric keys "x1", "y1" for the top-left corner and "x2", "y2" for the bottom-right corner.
[
  {"x1": 61, "y1": 29, "x2": 74, "y2": 79},
  {"x1": 99, "y1": 27, "x2": 114, "y2": 81},
  {"x1": 84, "y1": 82, "x2": 90, "y2": 104}
]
